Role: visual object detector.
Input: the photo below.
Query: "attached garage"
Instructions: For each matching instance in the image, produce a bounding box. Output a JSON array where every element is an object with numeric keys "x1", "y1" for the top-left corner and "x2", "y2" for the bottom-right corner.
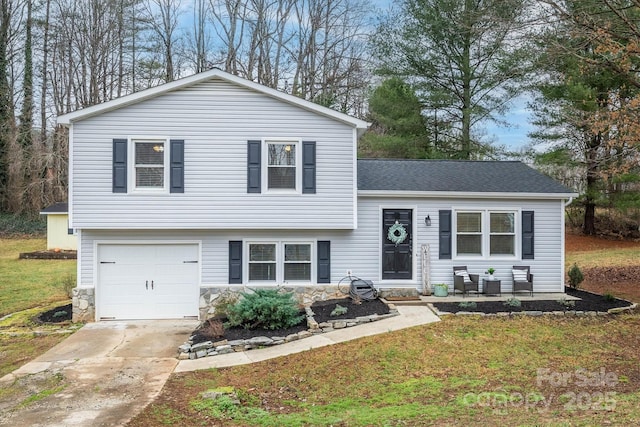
[{"x1": 97, "y1": 243, "x2": 200, "y2": 320}]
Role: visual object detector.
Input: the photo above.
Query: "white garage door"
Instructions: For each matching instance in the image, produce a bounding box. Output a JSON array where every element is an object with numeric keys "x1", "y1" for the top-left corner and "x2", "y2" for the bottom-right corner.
[{"x1": 98, "y1": 243, "x2": 199, "y2": 320}]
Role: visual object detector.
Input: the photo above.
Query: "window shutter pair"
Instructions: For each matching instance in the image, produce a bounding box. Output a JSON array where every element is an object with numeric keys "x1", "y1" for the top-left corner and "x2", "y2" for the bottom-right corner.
[
  {"x1": 228, "y1": 240, "x2": 331, "y2": 283},
  {"x1": 438, "y1": 210, "x2": 535, "y2": 259},
  {"x1": 247, "y1": 140, "x2": 316, "y2": 193},
  {"x1": 112, "y1": 139, "x2": 184, "y2": 193}
]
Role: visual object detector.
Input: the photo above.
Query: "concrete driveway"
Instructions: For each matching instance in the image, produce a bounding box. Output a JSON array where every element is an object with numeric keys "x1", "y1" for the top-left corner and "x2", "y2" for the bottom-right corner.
[{"x1": 0, "y1": 320, "x2": 198, "y2": 427}]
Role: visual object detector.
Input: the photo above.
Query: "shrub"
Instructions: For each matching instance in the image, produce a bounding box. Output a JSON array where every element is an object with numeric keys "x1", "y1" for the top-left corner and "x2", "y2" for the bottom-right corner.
[
  {"x1": 603, "y1": 293, "x2": 616, "y2": 302},
  {"x1": 0, "y1": 212, "x2": 46, "y2": 237},
  {"x1": 567, "y1": 263, "x2": 584, "y2": 289},
  {"x1": 56, "y1": 273, "x2": 76, "y2": 298},
  {"x1": 458, "y1": 301, "x2": 477, "y2": 309},
  {"x1": 503, "y1": 297, "x2": 521, "y2": 308},
  {"x1": 330, "y1": 304, "x2": 348, "y2": 317},
  {"x1": 557, "y1": 297, "x2": 575, "y2": 309},
  {"x1": 212, "y1": 292, "x2": 240, "y2": 319},
  {"x1": 226, "y1": 289, "x2": 304, "y2": 330},
  {"x1": 200, "y1": 318, "x2": 225, "y2": 339}
]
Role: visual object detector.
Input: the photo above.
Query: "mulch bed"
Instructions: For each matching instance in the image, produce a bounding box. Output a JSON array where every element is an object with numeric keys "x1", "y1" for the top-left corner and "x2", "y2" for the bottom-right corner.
[
  {"x1": 19, "y1": 250, "x2": 77, "y2": 259},
  {"x1": 191, "y1": 297, "x2": 389, "y2": 344},
  {"x1": 35, "y1": 303, "x2": 73, "y2": 323},
  {"x1": 432, "y1": 288, "x2": 634, "y2": 314}
]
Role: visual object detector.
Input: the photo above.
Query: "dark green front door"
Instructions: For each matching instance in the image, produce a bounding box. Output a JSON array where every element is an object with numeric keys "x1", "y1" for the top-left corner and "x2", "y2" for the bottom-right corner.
[{"x1": 382, "y1": 209, "x2": 412, "y2": 280}]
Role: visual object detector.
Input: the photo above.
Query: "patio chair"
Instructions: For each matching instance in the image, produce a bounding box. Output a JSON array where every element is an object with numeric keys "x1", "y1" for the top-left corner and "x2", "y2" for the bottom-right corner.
[
  {"x1": 512, "y1": 265, "x2": 534, "y2": 296},
  {"x1": 453, "y1": 266, "x2": 479, "y2": 297}
]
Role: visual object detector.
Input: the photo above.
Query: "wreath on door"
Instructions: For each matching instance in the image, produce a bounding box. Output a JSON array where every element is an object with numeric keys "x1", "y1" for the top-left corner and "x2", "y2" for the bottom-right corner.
[{"x1": 387, "y1": 221, "x2": 408, "y2": 246}]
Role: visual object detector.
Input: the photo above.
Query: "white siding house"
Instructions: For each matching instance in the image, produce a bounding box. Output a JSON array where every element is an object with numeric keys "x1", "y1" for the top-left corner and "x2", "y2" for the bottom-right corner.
[{"x1": 58, "y1": 69, "x2": 576, "y2": 322}]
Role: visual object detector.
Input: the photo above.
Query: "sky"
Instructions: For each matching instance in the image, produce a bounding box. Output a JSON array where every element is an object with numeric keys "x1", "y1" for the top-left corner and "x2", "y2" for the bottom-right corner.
[{"x1": 483, "y1": 96, "x2": 534, "y2": 152}]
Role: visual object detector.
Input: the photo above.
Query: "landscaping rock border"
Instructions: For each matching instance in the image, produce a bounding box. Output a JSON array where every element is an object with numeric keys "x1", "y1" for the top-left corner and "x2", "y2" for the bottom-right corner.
[
  {"x1": 432, "y1": 302, "x2": 637, "y2": 317},
  {"x1": 178, "y1": 304, "x2": 399, "y2": 360}
]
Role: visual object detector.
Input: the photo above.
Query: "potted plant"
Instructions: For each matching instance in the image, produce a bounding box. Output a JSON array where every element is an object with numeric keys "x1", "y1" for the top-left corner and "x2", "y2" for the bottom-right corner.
[
  {"x1": 486, "y1": 267, "x2": 496, "y2": 280},
  {"x1": 433, "y1": 283, "x2": 449, "y2": 297}
]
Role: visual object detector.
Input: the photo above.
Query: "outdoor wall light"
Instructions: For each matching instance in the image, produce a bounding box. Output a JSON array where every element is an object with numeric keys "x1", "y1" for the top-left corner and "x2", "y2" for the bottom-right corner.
[{"x1": 425, "y1": 215, "x2": 432, "y2": 226}]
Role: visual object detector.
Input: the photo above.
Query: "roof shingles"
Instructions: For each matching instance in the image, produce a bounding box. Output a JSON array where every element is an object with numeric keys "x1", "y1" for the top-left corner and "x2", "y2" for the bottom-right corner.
[{"x1": 357, "y1": 159, "x2": 573, "y2": 194}]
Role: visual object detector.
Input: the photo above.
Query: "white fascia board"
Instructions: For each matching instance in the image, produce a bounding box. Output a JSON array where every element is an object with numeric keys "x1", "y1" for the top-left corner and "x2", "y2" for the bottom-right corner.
[
  {"x1": 357, "y1": 190, "x2": 579, "y2": 200},
  {"x1": 57, "y1": 69, "x2": 370, "y2": 131}
]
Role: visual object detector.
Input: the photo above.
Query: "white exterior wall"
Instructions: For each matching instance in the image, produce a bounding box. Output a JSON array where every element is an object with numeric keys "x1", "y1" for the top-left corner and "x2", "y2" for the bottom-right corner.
[
  {"x1": 71, "y1": 79, "x2": 355, "y2": 230},
  {"x1": 78, "y1": 196, "x2": 567, "y2": 294}
]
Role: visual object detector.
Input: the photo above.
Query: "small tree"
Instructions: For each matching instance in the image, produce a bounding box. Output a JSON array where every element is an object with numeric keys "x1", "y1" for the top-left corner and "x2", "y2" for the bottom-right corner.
[{"x1": 567, "y1": 263, "x2": 584, "y2": 289}]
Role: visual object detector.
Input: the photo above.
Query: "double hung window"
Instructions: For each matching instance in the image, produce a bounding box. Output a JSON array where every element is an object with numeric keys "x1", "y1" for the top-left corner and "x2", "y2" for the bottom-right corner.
[
  {"x1": 248, "y1": 242, "x2": 311, "y2": 282},
  {"x1": 132, "y1": 139, "x2": 167, "y2": 190},
  {"x1": 266, "y1": 141, "x2": 298, "y2": 191},
  {"x1": 455, "y1": 210, "x2": 517, "y2": 258}
]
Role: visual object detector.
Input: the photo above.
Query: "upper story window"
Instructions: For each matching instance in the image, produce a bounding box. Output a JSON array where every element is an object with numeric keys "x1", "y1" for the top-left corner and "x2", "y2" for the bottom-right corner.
[
  {"x1": 265, "y1": 141, "x2": 299, "y2": 191},
  {"x1": 132, "y1": 139, "x2": 168, "y2": 191},
  {"x1": 455, "y1": 210, "x2": 517, "y2": 258}
]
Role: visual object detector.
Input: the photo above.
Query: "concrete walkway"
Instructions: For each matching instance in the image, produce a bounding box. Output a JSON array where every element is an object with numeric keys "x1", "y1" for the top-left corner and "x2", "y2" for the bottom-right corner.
[
  {"x1": 0, "y1": 305, "x2": 440, "y2": 427},
  {"x1": 176, "y1": 305, "x2": 441, "y2": 371}
]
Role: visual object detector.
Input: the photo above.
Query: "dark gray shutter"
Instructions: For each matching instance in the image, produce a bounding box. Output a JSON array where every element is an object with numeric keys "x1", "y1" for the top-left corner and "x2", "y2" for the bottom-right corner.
[
  {"x1": 317, "y1": 240, "x2": 331, "y2": 283},
  {"x1": 170, "y1": 139, "x2": 184, "y2": 193},
  {"x1": 439, "y1": 210, "x2": 452, "y2": 259},
  {"x1": 112, "y1": 138, "x2": 127, "y2": 193},
  {"x1": 302, "y1": 141, "x2": 316, "y2": 194},
  {"x1": 247, "y1": 140, "x2": 261, "y2": 193},
  {"x1": 522, "y1": 210, "x2": 534, "y2": 259},
  {"x1": 229, "y1": 241, "x2": 243, "y2": 284}
]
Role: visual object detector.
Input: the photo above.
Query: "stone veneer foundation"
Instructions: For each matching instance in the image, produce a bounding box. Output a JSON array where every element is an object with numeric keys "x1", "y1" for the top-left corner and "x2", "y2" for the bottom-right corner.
[{"x1": 71, "y1": 285, "x2": 419, "y2": 322}]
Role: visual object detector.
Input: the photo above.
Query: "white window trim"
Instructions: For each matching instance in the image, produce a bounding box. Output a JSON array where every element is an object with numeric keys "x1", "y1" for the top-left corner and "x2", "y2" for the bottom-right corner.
[
  {"x1": 246, "y1": 240, "x2": 314, "y2": 284},
  {"x1": 453, "y1": 209, "x2": 520, "y2": 260},
  {"x1": 262, "y1": 138, "x2": 302, "y2": 194},
  {"x1": 128, "y1": 137, "x2": 170, "y2": 193}
]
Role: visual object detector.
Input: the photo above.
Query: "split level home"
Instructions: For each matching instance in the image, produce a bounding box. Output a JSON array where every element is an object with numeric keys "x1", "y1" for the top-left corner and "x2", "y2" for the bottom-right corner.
[{"x1": 57, "y1": 69, "x2": 577, "y2": 322}]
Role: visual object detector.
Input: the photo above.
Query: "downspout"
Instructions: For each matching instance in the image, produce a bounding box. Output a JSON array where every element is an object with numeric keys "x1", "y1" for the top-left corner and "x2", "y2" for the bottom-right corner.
[{"x1": 564, "y1": 197, "x2": 573, "y2": 207}]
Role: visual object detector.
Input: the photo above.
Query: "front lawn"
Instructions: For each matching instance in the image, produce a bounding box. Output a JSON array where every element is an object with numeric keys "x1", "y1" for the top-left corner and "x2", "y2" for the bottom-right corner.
[
  {"x1": 129, "y1": 314, "x2": 640, "y2": 426},
  {"x1": 0, "y1": 238, "x2": 75, "y2": 317},
  {"x1": 0, "y1": 239, "x2": 78, "y2": 378},
  {"x1": 128, "y1": 232, "x2": 640, "y2": 426}
]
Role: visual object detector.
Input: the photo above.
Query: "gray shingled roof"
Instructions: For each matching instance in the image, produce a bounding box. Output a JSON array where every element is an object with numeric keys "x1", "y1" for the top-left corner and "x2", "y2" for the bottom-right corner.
[
  {"x1": 40, "y1": 202, "x2": 68, "y2": 214},
  {"x1": 357, "y1": 159, "x2": 574, "y2": 194}
]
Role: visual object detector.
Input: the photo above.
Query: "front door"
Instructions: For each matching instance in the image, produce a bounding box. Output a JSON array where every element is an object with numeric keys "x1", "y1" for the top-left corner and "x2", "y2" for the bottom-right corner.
[{"x1": 382, "y1": 209, "x2": 412, "y2": 280}]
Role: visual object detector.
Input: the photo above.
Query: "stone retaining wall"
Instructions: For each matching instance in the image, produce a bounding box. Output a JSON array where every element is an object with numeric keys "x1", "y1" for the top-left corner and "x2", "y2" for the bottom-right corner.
[{"x1": 179, "y1": 305, "x2": 399, "y2": 360}]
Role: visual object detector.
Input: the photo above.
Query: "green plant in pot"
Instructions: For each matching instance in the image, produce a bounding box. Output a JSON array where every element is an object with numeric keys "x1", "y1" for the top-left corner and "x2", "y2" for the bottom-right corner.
[
  {"x1": 486, "y1": 267, "x2": 496, "y2": 280},
  {"x1": 433, "y1": 283, "x2": 448, "y2": 297}
]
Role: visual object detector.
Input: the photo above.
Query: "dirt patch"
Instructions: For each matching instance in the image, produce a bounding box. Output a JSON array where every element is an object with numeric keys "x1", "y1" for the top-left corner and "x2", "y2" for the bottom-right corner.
[
  {"x1": 579, "y1": 265, "x2": 640, "y2": 303},
  {"x1": 565, "y1": 231, "x2": 640, "y2": 252},
  {"x1": 191, "y1": 298, "x2": 390, "y2": 344}
]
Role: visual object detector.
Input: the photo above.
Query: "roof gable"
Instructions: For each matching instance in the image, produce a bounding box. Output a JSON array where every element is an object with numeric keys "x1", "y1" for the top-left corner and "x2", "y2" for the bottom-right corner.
[
  {"x1": 358, "y1": 159, "x2": 575, "y2": 197},
  {"x1": 57, "y1": 69, "x2": 369, "y2": 132}
]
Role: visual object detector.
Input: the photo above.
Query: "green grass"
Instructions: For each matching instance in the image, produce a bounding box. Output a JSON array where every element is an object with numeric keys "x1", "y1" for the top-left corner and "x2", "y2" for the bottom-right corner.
[
  {"x1": 0, "y1": 238, "x2": 76, "y2": 317},
  {"x1": 131, "y1": 314, "x2": 640, "y2": 426},
  {"x1": 566, "y1": 247, "x2": 640, "y2": 269},
  {"x1": 0, "y1": 239, "x2": 79, "y2": 378}
]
